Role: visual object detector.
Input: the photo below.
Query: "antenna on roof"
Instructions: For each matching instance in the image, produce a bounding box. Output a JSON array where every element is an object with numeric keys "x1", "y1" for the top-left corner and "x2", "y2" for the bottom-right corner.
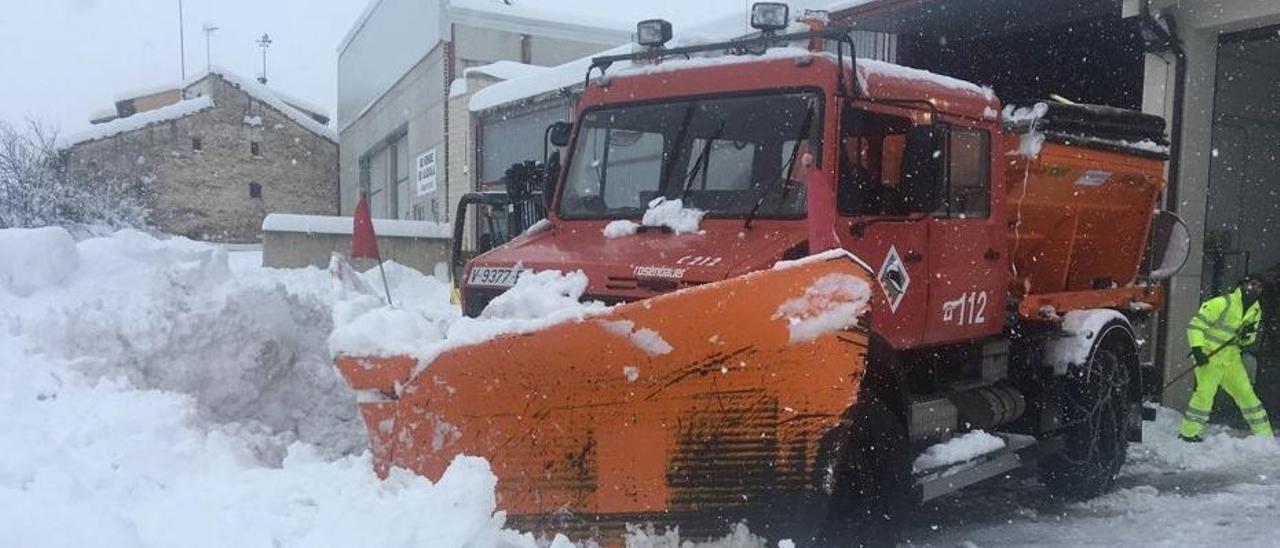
[
  {"x1": 202, "y1": 23, "x2": 219, "y2": 73},
  {"x1": 256, "y1": 33, "x2": 273, "y2": 85}
]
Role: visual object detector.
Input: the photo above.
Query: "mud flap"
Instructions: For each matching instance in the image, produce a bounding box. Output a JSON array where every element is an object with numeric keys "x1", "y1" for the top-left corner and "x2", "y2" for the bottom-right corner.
[{"x1": 335, "y1": 255, "x2": 876, "y2": 541}]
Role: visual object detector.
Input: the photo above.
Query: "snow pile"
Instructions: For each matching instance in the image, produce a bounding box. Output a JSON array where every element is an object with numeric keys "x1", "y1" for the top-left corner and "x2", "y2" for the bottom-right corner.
[
  {"x1": 913, "y1": 431, "x2": 1007, "y2": 472},
  {"x1": 0, "y1": 227, "x2": 575, "y2": 547},
  {"x1": 603, "y1": 219, "x2": 640, "y2": 239},
  {"x1": 0, "y1": 228, "x2": 397, "y2": 457},
  {"x1": 242, "y1": 114, "x2": 263, "y2": 127},
  {"x1": 771, "y1": 273, "x2": 871, "y2": 343},
  {"x1": 622, "y1": 522, "x2": 783, "y2": 548},
  {"x1": 330, "y1": 268, "x2": 608, "y2": 377},
  {"x1": 58, "y1": 96, "x2": 214, "y2": 148},
  {"x1": 598, "y1": 198, "x2": 705, "y2": 238},
  {"x1": 642, "y1": 197, "x2": 705, "y2": 234},
  {"x1": 0, "y1": 226, "x2": 79, "y2": 297},
  {"x1": 600, "y1": 319, "x2": 674, "y2": 356}
]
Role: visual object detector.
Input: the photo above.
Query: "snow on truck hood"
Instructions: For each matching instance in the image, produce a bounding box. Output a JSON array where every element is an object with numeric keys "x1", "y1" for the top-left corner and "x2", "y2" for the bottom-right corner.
[{"x1": 468, "y1": 219, "x2": 807, "y2": 292}]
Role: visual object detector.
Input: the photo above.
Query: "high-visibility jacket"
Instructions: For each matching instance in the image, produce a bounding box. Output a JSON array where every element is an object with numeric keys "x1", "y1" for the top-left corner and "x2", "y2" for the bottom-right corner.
[{"x1": 1188, "y1": 288, "x2": 1262, "y2": 357}]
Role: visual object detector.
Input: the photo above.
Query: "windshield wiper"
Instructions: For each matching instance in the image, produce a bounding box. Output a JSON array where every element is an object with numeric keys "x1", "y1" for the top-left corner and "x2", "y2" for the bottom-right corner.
[
  {"x1": 742, "y1": 103, "x2": 815, "y2": 231},
  {"x1": 680, "y1": 120, "x2": 725, "y2": 202},
  {"x1": 656, "y1": 105, "x2": 697, "y2": 196}
]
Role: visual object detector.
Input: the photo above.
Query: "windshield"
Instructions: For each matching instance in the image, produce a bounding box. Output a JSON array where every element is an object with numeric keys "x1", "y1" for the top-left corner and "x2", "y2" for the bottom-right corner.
[{"x1": 558, "y1": 91, "x2": 821, "y2": 220}]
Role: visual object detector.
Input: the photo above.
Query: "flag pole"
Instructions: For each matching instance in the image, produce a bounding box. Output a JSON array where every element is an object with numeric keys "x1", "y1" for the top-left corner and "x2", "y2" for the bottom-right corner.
[{"x1": 376, "y1": 253, "x2": 394, "y2": 308}]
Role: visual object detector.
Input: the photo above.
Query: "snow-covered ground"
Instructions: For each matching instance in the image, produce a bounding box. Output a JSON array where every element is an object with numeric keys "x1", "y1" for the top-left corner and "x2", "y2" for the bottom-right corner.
[{"x1": 2, "y1": 227, "x2": 1278, "y2": 547}]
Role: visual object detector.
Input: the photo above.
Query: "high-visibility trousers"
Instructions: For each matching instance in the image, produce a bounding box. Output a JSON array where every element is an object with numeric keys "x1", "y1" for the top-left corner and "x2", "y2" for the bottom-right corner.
[{"x1": 1181, "y1": 351, "x2": 1274, "y2": 438}]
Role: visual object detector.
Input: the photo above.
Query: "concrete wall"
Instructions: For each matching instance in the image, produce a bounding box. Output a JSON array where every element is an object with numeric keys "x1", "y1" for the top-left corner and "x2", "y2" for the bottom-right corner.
[
  {"x1": 1143, "y1": 0, "x2": 1280, "y2": 405},
  {"x1": 262, "y1": 230, "x2": 449, "y2": 275},
  {"x1": 67, "y1": 75, "x2": 339, "y2": 242}
]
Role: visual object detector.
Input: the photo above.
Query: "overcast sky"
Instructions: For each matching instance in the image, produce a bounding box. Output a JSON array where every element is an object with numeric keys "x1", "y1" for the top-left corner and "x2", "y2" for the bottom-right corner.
[{"x1": 0, "y1": 0, "x2": 781, "y2": 136}]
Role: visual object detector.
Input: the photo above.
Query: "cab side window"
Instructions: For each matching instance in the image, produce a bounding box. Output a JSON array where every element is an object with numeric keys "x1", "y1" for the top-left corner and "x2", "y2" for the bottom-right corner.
[
  {"x1": 838, "y1": 108, "x2": 916, "y2": 216},
  {"x1": 939, "y1": 127, "x2": 990, "y2": 219}
]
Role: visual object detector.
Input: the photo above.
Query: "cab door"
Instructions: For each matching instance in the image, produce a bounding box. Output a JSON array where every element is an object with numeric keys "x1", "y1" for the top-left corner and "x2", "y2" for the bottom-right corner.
[
  {"x1": 835, "y1": 103, "x2": 932, "y2": 349},
  {"x1": 924, "y1": 124, "x2": 1007, "y2": 344}
]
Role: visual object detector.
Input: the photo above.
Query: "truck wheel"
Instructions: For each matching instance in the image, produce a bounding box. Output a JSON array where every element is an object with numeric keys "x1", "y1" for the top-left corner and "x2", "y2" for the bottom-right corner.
[
  {"x1": 1041, "y1": 328, "x2": 1133, "y2": 499},
  {"x1": 818, "y1": 387, "x2": 912, "y2": 546}
]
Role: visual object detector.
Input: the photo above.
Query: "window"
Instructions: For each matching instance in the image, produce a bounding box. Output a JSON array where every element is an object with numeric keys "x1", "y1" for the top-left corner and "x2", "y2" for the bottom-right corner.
[
  {"x1": 250, "y1": 141, "x2": 261, "y2": 157},
  {"x1": 940, "y1": 127, "x2": 990, "y2": 219},
  {"x1": 392, "y1": 137, "x2": 411, "y2": 219},
  {"x1": 249, "y1": 182, "x2": 262, "y2": 199},
  {"x1": 191, "y1": 138, "x2": 202, "y2": 151},
  {"x1": 559, "y1": 92, "x2": 818, "y2": 219},
  {"x1": 838, "y1": 107, "x2": 915, "y2": 216}
]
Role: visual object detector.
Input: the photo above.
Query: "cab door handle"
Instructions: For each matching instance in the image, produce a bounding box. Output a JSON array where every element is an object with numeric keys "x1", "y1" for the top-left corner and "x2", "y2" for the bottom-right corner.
[
  {"x1": 904, "y1": 251, "x2": 924, "y2": 263},
  {"x1": 984, "y1": 248, "x2": 1001, "y2": 261}
]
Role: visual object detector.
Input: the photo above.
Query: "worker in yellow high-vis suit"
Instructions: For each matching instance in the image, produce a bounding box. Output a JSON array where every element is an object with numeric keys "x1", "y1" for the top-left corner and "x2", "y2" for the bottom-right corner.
[{"x1": 1180, "y1": 274, "x2": 1272, "y2": 441}]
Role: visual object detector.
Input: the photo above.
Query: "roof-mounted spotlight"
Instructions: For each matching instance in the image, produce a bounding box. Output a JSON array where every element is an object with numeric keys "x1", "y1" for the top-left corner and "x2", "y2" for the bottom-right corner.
[
  {"x1": 751, "y1": 2, "x2": 790, "y2": 33},
  {"x1": 636, "y1": 19, "x2": 673, "y2": 48}
]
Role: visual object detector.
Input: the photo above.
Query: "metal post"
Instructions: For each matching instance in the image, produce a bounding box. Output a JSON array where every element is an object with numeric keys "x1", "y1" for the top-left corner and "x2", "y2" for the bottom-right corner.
[{"x1": 178, "y1": 0, "x2": 186, "y2": 80}]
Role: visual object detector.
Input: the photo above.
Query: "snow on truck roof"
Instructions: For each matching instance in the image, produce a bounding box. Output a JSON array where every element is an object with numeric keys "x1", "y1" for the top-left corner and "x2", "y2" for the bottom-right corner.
[{"x1": 470, "y1": 43, "x2": 994, "y2": 114}]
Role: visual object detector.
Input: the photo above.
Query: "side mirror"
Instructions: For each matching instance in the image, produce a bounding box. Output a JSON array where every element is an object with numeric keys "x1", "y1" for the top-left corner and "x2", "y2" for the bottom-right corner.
[
  {"x1": 548, "y1": 121, "x2": 572, "y2": 147},
  {"x1": 902, "y1": 125, "x2": 945, "y2": 213},
  {"x1": 543, "y1": 150, "x2": 560, "y2": 211}
]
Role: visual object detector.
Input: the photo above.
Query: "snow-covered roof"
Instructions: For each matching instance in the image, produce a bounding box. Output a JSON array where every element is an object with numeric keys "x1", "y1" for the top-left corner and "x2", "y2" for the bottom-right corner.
[
  {"x1": 60, "y1": 96, "x2": 215, "y2": 149},
  {"x1": 183, "y1": 68, "x2": 338, "y2": 142},
  {"x1": 470, "y1": 42, "x2": 994, "y2": 115},
  {"x1": 469, "y1": 44, "x2": 632, "y2": 113},
  {"x1": 447, "y1": 0, "x2": 633, "y2": 45},
  {"x1": 262, "y1": 213, "x2": 452, "y2": 240},
  {"x1": 465, "y1": 61, "x2": 550, "y2": 82},
  {"x1": 112, "y1": 83, "x2": 180, "y2": 103}
]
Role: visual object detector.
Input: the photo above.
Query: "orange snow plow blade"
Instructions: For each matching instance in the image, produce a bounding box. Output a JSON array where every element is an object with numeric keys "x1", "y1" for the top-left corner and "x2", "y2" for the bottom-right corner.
[{"x1": 336, "y1": 255, "x2": 874, "y2": 541}]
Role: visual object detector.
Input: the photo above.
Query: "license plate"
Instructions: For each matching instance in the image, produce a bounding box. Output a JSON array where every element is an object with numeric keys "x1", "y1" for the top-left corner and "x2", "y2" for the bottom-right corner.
[{"x1": 468, "y1": 266, "x2": 524, "y2": 287}]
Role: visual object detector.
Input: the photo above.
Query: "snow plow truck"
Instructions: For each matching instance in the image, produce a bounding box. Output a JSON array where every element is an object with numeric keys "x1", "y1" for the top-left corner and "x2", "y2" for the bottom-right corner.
[{"x1": 336, "y1": 5, "x2": 1189, "y2": 545}]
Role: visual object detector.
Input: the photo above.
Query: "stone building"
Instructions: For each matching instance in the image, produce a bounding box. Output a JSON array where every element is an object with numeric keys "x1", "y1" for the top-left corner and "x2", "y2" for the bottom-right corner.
[{"x1": 62, "y1": 69, "x2": 339, "y2": 242}]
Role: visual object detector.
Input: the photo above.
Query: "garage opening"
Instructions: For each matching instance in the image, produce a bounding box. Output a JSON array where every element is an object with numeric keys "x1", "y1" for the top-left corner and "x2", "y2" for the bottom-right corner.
[
  {"x1": 834, "y1": 0, "x2": 1145, "y2": 108},
  {"x1": 1202, "y1": 25, "x2": 1280, "y2": 427}
]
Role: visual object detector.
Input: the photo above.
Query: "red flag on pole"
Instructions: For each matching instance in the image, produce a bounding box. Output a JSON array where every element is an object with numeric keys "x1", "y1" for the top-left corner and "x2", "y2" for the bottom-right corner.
[
  {"x1": 351, "y1": 192, "x2": 394, "y2": 306},
  {"x1": 351, "y1": 193, "x2": 381, "y2": 260}
]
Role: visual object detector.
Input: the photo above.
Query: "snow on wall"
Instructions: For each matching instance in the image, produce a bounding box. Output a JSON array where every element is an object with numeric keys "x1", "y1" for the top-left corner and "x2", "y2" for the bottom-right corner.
[
  {"x1": 262, "y1": 213, "x2": 452, "y2": 239},
  {"x1": 58, "y1": 96, "x2": 214, "y2": 149},
  {"x1": 1043, "y1": 309, "x2": 1131, "y2": 376}
]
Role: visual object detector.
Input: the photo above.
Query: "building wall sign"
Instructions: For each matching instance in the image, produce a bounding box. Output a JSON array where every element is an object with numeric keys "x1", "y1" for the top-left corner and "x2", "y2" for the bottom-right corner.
[{"x1": 417, "y1": 148, "x2": 437, "y2": 195}]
